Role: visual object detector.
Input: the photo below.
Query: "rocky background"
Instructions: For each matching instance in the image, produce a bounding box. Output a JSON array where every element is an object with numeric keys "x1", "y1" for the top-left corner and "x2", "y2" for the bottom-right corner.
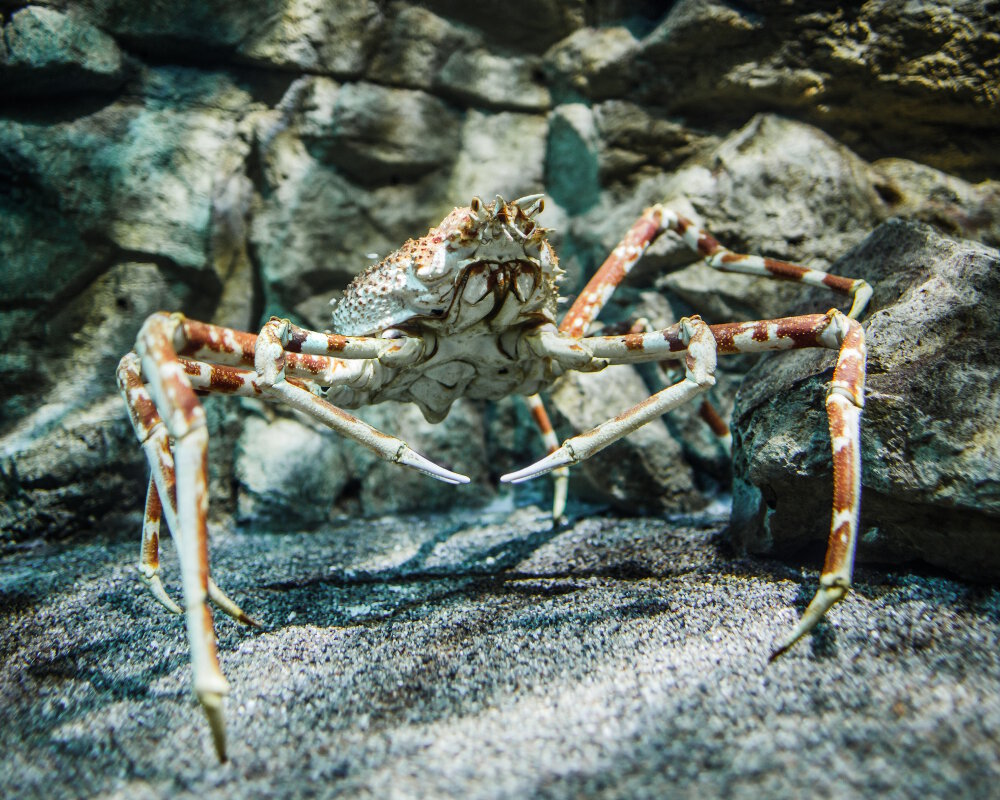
[{"x1": 3, "y1": 0, "x2": 999, "y2": 573}]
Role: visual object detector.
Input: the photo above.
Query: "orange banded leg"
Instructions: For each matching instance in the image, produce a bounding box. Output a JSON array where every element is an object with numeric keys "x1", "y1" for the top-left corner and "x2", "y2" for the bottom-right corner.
[
  {"x1": 518, "y1": 310, "x2": 867, "y2": 651},
  {"x1": 121, "y1": 316, "x2": 231, "y2": 761},
  {"x1": 119, "y1": 312, "x2": 463, "y2": 761},
  {"x1": 770, "y1": 316, "x2": 866, "y2": 657},
  {"x1": 559, "y1": 205, "x2": 872, "y2": 342},
  {"x1": 525, "y1": 394, "x2": 569, "y2": 522},
  {"x1": 503, "y1": 316, "x2": 718, "y2": 482},
  {"x1": 560, "y1": 207, "x2": 667, "y2": 338},
  {"x1": 630, "y1": 319, "x2": 732, "y2": 452},
  {"x1": 253, "y1": 317, "x2": 469, "y2": 484},
  {"x1": 119, "y1": 354, "x2": 258, "y2": 624},
  {"x1": 139, "y1": 477, "x2": 182, "y2": 614}
]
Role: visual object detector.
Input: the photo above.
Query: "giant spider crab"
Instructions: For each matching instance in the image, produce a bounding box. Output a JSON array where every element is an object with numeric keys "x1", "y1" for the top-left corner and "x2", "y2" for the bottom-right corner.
[{"x1": 118, "y1": 195, "x2": 871, "y2": 760}]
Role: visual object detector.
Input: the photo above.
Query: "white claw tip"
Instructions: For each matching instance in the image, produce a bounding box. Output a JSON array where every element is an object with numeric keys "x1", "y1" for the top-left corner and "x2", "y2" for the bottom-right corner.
[
  {"x1": 501, "y1": 447, "x2": 576, "y2": 484},
  {"x1": 397, "y1": 447, "x2": 470, "y2": 484}
]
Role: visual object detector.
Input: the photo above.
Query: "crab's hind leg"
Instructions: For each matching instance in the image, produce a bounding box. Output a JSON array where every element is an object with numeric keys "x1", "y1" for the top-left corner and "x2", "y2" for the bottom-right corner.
[
  {"x1": 664, "y1": 208, "x2": 872, "y2": 320},
  {"x1": 768, "y1": 314, "x2": 866, "y2": 657},
  {"x1": 599, "y1": 311, "x2": 867, "y2": 652},
  {"x1": 524, "y1": 394, "x2": 569, "y2": 523},
  {"x1": 522, "y1": 310, "x2": 867, "y2": 651},
  {"x1": 138, "y1": 476, "x2": 182, "y2": 614}
]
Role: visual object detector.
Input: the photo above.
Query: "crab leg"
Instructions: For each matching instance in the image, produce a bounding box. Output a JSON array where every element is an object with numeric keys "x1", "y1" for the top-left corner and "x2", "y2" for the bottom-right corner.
[
  {"x1": 630, "y1": 317, "x2": 732, "y2": 451},
  {"x1": 526, "y1": 310, "x2": 867, "y2": 651},
  {"x1": 138, "y1": 477, "x2": 182, "y2": 614},
  {"x1": 505, "y1": 316, "x2": 718, "y2": 481},
  {"x1": 560, "y1": 207, "x2": 666, "y2": 338},
  {"x1": 559, "y1": 205, "x2": 872, "y2": 340},
  {"x1": 120, "y1": 316, "x2": 232, "y2": 761},
  {"x1": 770, "y1": 313, "x2": 866, "y2": 657},
  {"x1": 146, "y1": 312, "x2": 459, "y2": 480},
  {"x1": 524, "y1": 393, "x2": 569, "y2": 522},
  {"x1": 118, "y1": 353, "x2": 258, "y2": 623},
  {"x1": 175, "y1": 317, "x2": 378, "y2": 384},
  {"x1": 254, "y1": 318, "x2": 468, "y2": 483}
]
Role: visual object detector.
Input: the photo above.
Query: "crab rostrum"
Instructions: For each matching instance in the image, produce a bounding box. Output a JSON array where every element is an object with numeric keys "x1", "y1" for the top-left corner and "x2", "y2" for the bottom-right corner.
[{"x1": 118, "y1": 195, "x2": 871, "y2": 760}]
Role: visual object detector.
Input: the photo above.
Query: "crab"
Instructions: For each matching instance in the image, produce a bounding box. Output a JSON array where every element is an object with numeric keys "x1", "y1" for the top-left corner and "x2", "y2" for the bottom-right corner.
[{"x1": 117, "y1": 195, "x2": 871, "y2": 760}]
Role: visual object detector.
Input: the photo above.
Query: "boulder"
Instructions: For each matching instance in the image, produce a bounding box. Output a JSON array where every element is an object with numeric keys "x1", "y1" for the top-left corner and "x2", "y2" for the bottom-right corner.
[
  {"x1": 731, "y1": 219, "x2": 1000, "y2": 579},
  {"x1": 0, "y1": 6, "x2": 126, "y2": 96}
]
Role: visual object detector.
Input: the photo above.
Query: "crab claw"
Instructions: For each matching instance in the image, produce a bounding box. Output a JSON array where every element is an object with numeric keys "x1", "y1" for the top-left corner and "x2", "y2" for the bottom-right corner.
[
  {"x1": 769, "y1": 581, "x2": 848, "y2": 660},
  {"x1": 396, "y1": 445, "x2": 470, "y2": 485},
  {"x1": 501, "y1": 445, "x2": 577, "y2": 484}
]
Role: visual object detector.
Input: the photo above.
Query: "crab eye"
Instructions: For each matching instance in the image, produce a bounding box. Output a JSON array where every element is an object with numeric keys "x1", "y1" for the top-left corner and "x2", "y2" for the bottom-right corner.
[{"x1": 470, "y1": 197, "x2": 482, "y2": 214}]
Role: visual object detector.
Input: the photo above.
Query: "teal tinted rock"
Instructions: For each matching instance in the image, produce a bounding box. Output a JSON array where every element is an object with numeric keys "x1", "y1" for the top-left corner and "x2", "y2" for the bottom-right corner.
[
  {"x1": 1, "y1": 6, "x2": 125, "y2": 95},
  {"x1": 0, "y1": 69, "x2": 254, "y2": 270}
]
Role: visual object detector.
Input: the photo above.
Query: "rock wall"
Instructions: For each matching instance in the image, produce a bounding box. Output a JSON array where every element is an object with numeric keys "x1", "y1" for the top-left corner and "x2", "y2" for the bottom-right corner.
[{"x1": 1, "y1": 1, "x2": 998, "y2": 570}]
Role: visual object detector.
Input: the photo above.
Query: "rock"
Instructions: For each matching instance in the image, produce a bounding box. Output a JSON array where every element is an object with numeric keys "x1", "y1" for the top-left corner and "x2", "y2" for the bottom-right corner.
[
  {"x1": 634, "y1": 0, "x2": 1000, "y2": 178},
  {"x1": 447, "y1": 110, "x2": 549, "y2": 201},
  {"x1": 591, "y1": 100, "x2": 712, "y2": 184},
  {"x1": 0, "y1": 6, "x2": 126, "y2": 96},
  {"x1": 0, "y1": 261, "x2": 221, "y2": 543},
  {"x1": 420, "y1": 0, "x2": 586, "y2": 52},
  {"x1": 730, "y1": 219, "x2": 1000, "y2": 579},
  {"x1": 0, "y1": 68, "x2": 257, "y2": 270},
  {"x1": 543, "y1": 25, "x2": 642, "y2": 102},
  {"x1": 367, "y1": 4, "x2": 474, "y2": 89},
  {"x1": 234, "y1": 399, "x2": 493, "y2": 525},
  {"x1": 872, "y1": 158, "x2": 1000, "y2": 248},
  {"x1": 238, "y1": 0, "x2": 383, "y2": 75},
  {"x1": 548, "y1": 362, "x2": 704, "y2": 514},
  {"x1": 545, "y1": 104, "x2": 601, "y2": 214},
  {"x1": 299, "y1": 80, "x2": 462, "y2": 184},
  {"x1": 0, "y1": 396, "x2": 144, "y2": 543},
  {"x1": 437, "y1": 49, "x2": 551, "y2": 112},
  {"x1": 236, "y1": 414, "x2": 351, "y2": 528}
]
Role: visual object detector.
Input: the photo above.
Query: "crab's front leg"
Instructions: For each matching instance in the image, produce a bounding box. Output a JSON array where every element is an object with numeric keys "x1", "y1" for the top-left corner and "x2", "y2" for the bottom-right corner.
[
  {"x1": 119, "y1": 317, "x2": 231, "y2": 760},
  {"x1": 516, "y1": 311, "x2": 867, "y2": 654},
  {"x1": 119, "y1": 312, "x2": 467, "y2": 761},
  {"x1": 253, "y1": 318, "x2": 469, "y2": 483},
  {"x1": 505, "y1": 316, "x2": 719, "y2": 481}
]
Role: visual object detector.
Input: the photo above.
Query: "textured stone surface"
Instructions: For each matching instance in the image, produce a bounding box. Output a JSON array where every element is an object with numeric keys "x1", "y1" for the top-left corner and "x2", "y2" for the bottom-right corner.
[
  {"x1": 304, "y1": 81, "x2": 462, "y2": 184},
  {"x1": 731, "y1": 220, "x2": 1000, "y2": 579},
  {"x1": 1, "y1": 5, "x2": 126, "y2": 95},
  {"x1": 632, "y1": 0, "x2": 1000, "y2": 179},
  {"x1": 2, "y1": 507, "x2": 1000, "y2": 798},
  {"x1": 548, "y1": 364, "x2": 703, "y2": 514},
  {"x1": 4, "y1": 10, "x2": 1000, "y2": 797}
]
